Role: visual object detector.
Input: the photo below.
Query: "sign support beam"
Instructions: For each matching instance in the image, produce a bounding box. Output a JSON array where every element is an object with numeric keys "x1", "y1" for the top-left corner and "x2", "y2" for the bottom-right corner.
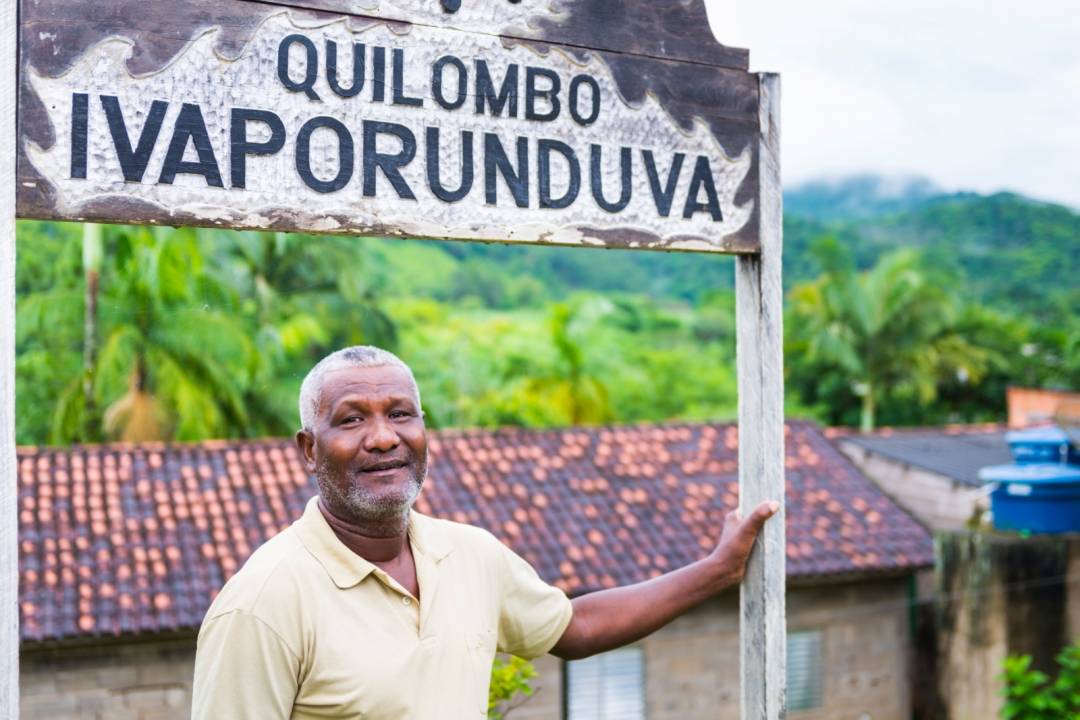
[
  {"x1": 2, "y1": 0, "x2": 20, "y2": 715},
  {"x1": 737, "y1": 72, "x2": 785, "y2": 720}
]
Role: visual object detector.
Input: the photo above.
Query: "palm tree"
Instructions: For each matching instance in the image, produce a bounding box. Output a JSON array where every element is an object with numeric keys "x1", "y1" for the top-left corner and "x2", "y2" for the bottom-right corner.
[
  {"x1": 81, "y1": 223, "x2": 103, "y2": 434},
  {"x1": 210, "y1": 231, "x2": 399, "y2": 431},
  {"x1": 214, "y1": 231, "x2": 398, "y2": 352},
  {"x1": 52, "y1": 226, "x2": 259, "y2": 442},
  {"x1": 15, "y1": 221, "x2": 86, "y2": 444},
  {"x1": 788, "y1": 236, "x2": 987, "y2": 432},
  {"x1": 511, "y1": 301, "x2": 612, "y2": 426}
]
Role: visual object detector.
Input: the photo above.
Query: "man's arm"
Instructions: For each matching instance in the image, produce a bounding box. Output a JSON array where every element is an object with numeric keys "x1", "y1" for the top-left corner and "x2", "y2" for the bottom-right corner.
[
  {"x1": 549, "y1": 500, "x2": 778, "y2": 660},
  {"x1": 192, "y1": 610, "x2": 300, "y2": 719}
]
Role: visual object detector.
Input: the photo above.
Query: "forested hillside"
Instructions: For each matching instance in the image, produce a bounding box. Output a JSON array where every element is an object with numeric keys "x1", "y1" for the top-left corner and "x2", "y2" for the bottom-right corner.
[
  {"x1": 363, "y1": 183, "x2": 1078, "y2": 319},
  {"x1": 13, "y1": 177, "x2": 1079, "y2": 444}
]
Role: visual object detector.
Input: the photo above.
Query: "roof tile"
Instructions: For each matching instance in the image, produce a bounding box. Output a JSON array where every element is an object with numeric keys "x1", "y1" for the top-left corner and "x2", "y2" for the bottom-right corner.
[{"x1": 16, "y1": 420, "x2": 932, "y2": 643}]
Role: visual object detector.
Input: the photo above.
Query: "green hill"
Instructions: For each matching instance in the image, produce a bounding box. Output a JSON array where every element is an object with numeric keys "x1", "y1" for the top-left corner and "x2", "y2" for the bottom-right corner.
[
  {"x1": 361, "y1": 182, "x2": 1078, "y2": 319},
  {"x1": 782, "y1": 188, "x2": 1078, "y2": 318}
]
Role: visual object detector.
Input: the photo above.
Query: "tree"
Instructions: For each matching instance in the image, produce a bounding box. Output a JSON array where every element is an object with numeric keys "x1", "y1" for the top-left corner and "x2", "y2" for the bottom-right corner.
[
  {"x1": 501, "y1": 301, "x2": 612, "y2": 427},
  {"x1": 51, "y1": 226, "x2": 259, "y2": 442},
  {"x1": 787, "y1": 236, "x2": 987, "y2": 431},
  {"x1": 81, "y1": 222, "x2": 103, "y2": 431},
  {"x1": 210, "y1": 230, "x2": 399, "y2": 431},
  {"x1": 15, "y1": 220, "x2": 85, "y2": 444}
]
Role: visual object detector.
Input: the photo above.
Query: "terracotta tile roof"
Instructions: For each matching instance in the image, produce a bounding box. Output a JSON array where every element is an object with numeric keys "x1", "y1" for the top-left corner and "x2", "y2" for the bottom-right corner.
[{"x1": 16, "y1": 421, "x2": 932, "y2": 644}]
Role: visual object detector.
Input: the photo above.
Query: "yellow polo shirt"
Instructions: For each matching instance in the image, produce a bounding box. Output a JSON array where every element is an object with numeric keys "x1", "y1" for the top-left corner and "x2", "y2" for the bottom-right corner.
[{"x1": 192, "y1": 497, "x2": 573, "y2": 719}]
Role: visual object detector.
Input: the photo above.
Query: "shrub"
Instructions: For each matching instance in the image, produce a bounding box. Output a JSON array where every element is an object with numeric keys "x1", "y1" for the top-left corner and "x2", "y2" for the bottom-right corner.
[
  {"x1": 488, "y1": 656, "x2": 538, "y2": 719},
  {"x1": 1000, "y1": 640, "x2": 1080, "y2": 719}
]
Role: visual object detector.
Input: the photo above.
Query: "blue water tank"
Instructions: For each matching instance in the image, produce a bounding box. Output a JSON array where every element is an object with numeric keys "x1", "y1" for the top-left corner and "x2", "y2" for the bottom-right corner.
[
  {"x1": 1005, "y1": 426, "x2": 1078, "y2": 465},
  {"x1": 980, "y1": 463, "x2": 1080, "y2": 533}
]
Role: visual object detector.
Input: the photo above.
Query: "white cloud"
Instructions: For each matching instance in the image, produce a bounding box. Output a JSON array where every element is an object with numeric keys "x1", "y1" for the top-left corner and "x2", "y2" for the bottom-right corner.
[{"x1": 703, "y1": 0, "x2": 1080, "y2": 208}]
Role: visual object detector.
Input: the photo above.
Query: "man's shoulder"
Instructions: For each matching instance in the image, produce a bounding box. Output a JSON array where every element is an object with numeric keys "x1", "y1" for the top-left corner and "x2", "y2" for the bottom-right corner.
[
  {"x1": 412, "y1": 512, "x2": 508, "y2": 560},
  {"x1": 203, "y1": 525, "x2": 314, "y2": 621}
]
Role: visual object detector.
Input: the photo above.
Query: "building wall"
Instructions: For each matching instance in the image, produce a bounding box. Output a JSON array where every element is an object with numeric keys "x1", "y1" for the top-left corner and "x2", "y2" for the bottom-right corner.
[
  {"x1": 641, "y1": 578, "x2": 912, "y2": 720},
  {"x1": 21, "y1": 639, "x2": 194, "y2": 720},
  {"x1": 21, "y1": 578, "x2": 913, "y2": 720},
  {"x1": 932, "y1": 533, "x2": 1080, "y2": 720},
  {"x1": 1007, "y1": 386, "x2": 1080, "y2": 429},
  {"x1": 1068, "y1": 545, "x2": 1080, "y2": 643},
  {"x1": 838, "y1": 440, "x2": 986, "y2": 531},
  {"x1": 511, "y1": 654, "x2": 564, "y2": 719}
]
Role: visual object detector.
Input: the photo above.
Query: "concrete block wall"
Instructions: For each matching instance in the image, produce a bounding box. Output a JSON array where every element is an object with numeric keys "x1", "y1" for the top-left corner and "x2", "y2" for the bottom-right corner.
[
  {"x1": 22, "y1": 639, "x2": 195, "y2": 720},
  {"x1": 838, "y1": 440, "x2": 987, "y2": 531},
  {"x1": 509, "y1": 654, "x2": 564, "y2": 719},
  {"x1": 640, "y1": 578, "x2": 911, "y2": 720}
]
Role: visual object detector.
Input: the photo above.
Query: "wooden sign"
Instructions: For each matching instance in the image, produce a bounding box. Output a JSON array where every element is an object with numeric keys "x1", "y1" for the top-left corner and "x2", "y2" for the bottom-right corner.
[{"x1": 17, "y1": 0, "x2": 763, "y2": 253}]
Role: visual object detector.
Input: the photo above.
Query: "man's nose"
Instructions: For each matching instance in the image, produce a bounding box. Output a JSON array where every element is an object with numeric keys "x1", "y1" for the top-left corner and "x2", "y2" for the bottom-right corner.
[{"x1": 363, "y1": 416, "x2": 400, "y2": 452}]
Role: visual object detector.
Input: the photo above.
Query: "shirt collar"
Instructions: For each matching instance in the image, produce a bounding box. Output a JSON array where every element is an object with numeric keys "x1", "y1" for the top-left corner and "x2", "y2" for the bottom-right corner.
[{"x1": 294, "y1": 496, "x2": 452, "y2": 590}]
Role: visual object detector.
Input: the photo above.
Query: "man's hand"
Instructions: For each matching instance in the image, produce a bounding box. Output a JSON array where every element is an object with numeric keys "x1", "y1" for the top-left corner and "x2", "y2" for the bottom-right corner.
[
  {"x1": 706, "y1": 500, "x2": 781, "y2": 591},
  {"x1": 550, "y1": 498, "x2": 780, "y2": 660}
]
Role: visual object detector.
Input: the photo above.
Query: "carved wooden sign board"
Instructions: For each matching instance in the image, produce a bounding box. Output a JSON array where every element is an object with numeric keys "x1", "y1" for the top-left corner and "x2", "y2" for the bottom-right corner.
[{"x1": 17, "y1": 0, "x2": 766, "y2": 254}]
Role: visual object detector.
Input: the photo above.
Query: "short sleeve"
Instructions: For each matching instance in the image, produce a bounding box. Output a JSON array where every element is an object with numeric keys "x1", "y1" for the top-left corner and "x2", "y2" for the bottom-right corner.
[
  {"x1": 495, "y1": 542, "x2": 574, "y2": 659},
  {"x1": 192, "y1": 610, "x2": 300, "y2": 720}
]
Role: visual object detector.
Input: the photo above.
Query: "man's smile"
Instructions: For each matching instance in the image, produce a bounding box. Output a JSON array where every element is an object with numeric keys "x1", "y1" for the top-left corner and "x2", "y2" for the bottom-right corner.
[{"x1": 357, "y1": 458, "x2": 410, "y2": 476}]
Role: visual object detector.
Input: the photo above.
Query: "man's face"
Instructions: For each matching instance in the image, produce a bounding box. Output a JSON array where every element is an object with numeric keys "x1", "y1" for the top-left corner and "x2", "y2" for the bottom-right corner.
[{"x1": 296, "y1": 364, "x2": 427, "y2": 525}]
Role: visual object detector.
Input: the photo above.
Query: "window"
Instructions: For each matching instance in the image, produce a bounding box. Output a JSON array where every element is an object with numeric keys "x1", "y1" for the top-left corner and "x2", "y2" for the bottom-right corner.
[
  {"x1": 787, "y1": 629, "x2": 824, "y2": 712},
  {"x1": 566, "y1": 646, "x2": 645, "y2": 719}
]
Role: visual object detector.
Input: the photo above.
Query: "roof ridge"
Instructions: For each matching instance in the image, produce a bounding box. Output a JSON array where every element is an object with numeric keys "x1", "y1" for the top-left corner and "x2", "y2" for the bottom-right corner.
[{"x1": 17, "y1": 417, "x2": 827, "y2": 452}]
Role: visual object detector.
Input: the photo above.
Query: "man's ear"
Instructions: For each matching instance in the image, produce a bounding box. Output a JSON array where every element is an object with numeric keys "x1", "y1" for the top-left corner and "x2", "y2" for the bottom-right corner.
[{"x1": 295, "y1": 429, "x2": 317, "y2": 473}]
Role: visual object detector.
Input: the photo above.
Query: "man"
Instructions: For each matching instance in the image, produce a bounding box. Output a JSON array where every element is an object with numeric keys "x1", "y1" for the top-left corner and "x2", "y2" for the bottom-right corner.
[{"x1": 192, "y1": 346, "x2": 778, "y2": 718}]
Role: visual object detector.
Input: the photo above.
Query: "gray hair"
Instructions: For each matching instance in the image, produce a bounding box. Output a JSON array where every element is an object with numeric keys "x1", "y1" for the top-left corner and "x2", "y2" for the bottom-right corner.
[{"x1": 298, "y1": 346, "x2": 421, "y2": 431}]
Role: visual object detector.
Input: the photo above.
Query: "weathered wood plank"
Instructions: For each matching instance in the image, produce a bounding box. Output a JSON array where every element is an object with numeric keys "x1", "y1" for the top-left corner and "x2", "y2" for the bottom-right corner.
[
  {"x1": 736, "y1": 72, "x2": 785, "y2": 720},
  {"x1": 228, "y1": 0, "x2": 751, "y2": 70},
  {"x1": 16, "y1": 0, "x2": 762, "y2": 253},
  {"x1": 1, "y1": 0, "x2": 20, "y2": 713}
]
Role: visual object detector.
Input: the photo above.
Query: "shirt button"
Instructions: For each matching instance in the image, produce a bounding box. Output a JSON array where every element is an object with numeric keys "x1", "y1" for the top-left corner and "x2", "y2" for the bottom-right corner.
[{"x1": 402, "y1": 596, "x2": 412, "y2": 606}]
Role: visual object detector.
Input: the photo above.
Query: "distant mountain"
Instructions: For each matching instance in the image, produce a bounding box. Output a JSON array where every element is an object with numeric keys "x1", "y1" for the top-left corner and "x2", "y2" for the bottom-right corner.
[
  {"x1": 364, "y1": 177, "x2": 1078, "y2": 320},
  {"x1": 785, "y1": 174, "x2": 944, "y2": 221},
  {"x1": 849, "y1": 192, "x2": 1080, "y2": 315},
  {"x1": 782, "y1": 188, "x2": 1079, "y2": 317}
]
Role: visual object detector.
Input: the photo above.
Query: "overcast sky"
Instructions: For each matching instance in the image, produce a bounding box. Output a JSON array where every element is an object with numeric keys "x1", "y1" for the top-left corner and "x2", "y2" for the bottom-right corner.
[{"x1": 703, "y1": 1, "x2": 1080, "y2": 208}]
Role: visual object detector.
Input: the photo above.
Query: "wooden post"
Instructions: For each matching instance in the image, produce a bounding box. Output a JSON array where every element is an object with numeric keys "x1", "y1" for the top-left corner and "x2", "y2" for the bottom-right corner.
[
  {"x1": 736, "y1": 72, "x2": 785, "y2": 720},
  {"x1": 1, "y1": 0, "x2": 18, "y2": 715}
]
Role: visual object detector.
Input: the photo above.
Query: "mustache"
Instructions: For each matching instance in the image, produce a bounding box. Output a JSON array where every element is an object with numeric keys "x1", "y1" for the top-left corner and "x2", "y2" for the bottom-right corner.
[{"x1": 351, "y1": 448, "x2": 424, "y2": 474}]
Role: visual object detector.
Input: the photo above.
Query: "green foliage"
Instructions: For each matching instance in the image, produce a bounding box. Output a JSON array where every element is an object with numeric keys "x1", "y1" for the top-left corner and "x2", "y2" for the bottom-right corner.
[
  {"x1": 812, "y1": 192, "x2": 1080, "y2": 321},
  {"x1": 391, "y1": 293, "x2": 737, "y2": 431},
  {"x1": 488, "y1": 656, "x2": 537, "y2": 719},
  {"x1": 15, "y1": 222, "x2": 742, "y2": 443},
  {"x1": 1000, "y1": 640, "x2": 1080, "y2": 719},
  {"x1": 13, "y1": 179, "x2": 1079, "y2": 443},
  {"x1": 787, "y1": 237, "x2": 987, "y2": 431}
]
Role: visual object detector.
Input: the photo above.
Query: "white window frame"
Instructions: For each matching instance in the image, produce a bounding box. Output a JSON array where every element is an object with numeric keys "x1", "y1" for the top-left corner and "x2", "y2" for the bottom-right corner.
[
  {"x1": 787, "y1": 628, "x2": 824, "y2": 712},
  {"x1": 565, "y1": 645, "x2": 646, "y2": 720}
]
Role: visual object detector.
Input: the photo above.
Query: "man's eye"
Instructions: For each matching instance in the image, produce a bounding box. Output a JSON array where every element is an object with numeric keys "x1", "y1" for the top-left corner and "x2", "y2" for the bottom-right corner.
[
  {"x1": 391, "y1": 411, "x2": 412, "y2": 419},
  {"x1": 341, "y1": 416, "x2": 363, "y2": 424}
]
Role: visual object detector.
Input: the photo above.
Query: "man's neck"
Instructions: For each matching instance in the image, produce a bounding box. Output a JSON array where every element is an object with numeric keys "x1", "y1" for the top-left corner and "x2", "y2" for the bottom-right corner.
[{"x1": 318, "y1": 498, "x2": 410, "y2": 563}]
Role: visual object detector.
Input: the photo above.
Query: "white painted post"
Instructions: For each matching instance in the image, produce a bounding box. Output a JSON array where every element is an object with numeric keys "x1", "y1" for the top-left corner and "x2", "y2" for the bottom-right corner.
[
  {"x1": 0, "y1": 0, "x2": 18, "y2": 716},
  {"x1": 736, "y1": 72, "x2": 785, "y2": 720}
]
